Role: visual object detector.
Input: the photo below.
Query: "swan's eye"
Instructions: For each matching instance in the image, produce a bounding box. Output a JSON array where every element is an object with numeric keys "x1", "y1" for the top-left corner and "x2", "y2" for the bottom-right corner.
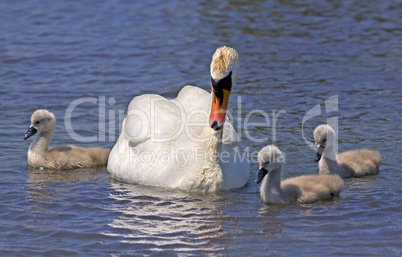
[{"x1": 35, "y1": 121, "x2": 40, "y2": 125}]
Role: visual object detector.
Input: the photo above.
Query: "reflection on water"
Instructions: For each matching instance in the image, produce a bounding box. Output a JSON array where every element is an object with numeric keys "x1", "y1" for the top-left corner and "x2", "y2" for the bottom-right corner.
[
  {"x1": 345, "y1": 175, "x2": 380, "y2": 189},
  {"x1": 257, "y1": 205, "x2": 285, "y2": 235},
  {"x1": 25, "y1": 168, "x2": 110, "y2": 229},
  {"x1": 26, "y1": 168, "x2": 105, "y2": 202},
  {"x1": 106, "y1": 182, "x2": 233, "y2": 253}
]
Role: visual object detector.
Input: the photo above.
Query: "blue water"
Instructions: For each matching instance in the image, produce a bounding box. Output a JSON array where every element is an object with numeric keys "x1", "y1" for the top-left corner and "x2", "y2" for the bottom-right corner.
[{"x1": 1, "y1": 0, "x2": 401, "y2": 256}]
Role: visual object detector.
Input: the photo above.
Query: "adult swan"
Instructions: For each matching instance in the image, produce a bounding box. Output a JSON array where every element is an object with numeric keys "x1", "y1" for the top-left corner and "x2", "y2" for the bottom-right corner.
[{"x1": 108, "y1": 46, "x2": 250, "y2": 191}]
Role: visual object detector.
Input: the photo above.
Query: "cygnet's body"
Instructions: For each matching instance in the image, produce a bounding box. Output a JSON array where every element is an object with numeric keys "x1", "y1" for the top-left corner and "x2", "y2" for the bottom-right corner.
[
  {"x1": 25, "y1": 109, "x2": 110, "y2": 170},
  {"x1": 314, "y1": 124, "x2": 381, "y2": 178},
  {"x1": 256, "y1": 145, "x2": 344, "y2": 204}
]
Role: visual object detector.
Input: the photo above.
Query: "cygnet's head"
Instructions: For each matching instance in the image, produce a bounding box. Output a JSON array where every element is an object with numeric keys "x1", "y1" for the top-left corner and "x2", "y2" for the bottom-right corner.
[
  {"x1": 255, "y1": 145, "x2": 286, "y2": 184},
  {"x1": 313, "y1": 124, "x2": 336, "y2": 162},
  {"x1": 24, "y1": 109, "x2": 56, "y2": 140},
  {"x1": 209, "y1": 46, "x2": 239, "y2": 131}
]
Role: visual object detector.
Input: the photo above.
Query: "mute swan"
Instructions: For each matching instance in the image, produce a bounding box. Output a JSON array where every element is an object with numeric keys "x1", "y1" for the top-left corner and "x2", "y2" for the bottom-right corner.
[
  {"x1": 314, "y1": 124, "x2": 381, "y2": 178},
  {"x1": 24, "y1": 109, "x2": 110, "y2": 169},
  {"x1": 256, "y1": 145, "x2": 344, "y2": 204},
  {"x1": 107, "y1": 46, "x2": 250, "y2": 192}
]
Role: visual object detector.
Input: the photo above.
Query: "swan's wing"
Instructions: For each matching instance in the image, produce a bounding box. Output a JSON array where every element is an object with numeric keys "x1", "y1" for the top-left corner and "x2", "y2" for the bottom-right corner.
[
  {"x1": 124, "y1": 94, "x2": 184, "y2": 145},
  {"x1": 176, "y1": 85, "x2": 211, "y2": 113}
]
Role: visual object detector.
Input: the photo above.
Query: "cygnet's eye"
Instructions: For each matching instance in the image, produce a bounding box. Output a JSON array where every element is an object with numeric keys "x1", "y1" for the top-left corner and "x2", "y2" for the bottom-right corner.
[
  {"x1": 323, "y1": 139, "x2": 327, "y2": 143},
  {"x1": 264, "y1": 161, "x2": 270, "y2": 165},
  {"x1": 35, "y1": 121, "x2": 40, "y2": 125}
]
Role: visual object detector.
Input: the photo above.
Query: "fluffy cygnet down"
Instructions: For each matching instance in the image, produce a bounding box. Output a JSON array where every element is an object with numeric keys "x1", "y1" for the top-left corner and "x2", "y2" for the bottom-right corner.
[
  {"x1": 24, "y1": 109, "x2": 110, "y2": 170},
  {"x1": 314, "y1": 124, "x2": 381, "y2": 178},
  {"x1": 256, "y1": 145, "x2": 344, "y2": 204}
]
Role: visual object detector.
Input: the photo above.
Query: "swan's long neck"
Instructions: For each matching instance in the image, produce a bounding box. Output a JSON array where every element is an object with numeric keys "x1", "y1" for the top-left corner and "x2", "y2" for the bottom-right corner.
[
  {"x1": 260, "y1": 165, "x2": 283, "y2": 203},
  {"x1": 29, "y1": 129, "x2": 53, "y2": 155},
  {"x1": 188, "y1": 126, "x2": 224, "y2": 192},
  {"x1": 209, "y1": 127, "x2": 223, "y2": 155}
]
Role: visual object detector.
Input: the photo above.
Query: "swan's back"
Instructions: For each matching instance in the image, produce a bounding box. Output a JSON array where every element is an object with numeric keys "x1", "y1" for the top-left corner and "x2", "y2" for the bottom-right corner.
[
  {"x1": 30, "y1": 146, "x2": 110, "y2": 170},
  {"x1": 124, "y1": 86, "x2": 211, "y2": 145},
  {"x1": 281, "y1": 174, "x2": 344, "y2": 203},
  {"x1": 337, "y1": 149, "x2": 381, "y2": 177}
]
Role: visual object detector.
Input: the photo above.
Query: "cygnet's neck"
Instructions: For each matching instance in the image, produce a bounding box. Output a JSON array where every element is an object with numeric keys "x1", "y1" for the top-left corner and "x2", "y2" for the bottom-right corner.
[
  {"x1": 260, "y1": 164, "x2": 283, "y2": 202},
  {"x1": 323, "y1": 143, "x2": 337, "y2": 160},
  {"x1": 319, "y1": 143, "x2": 341, "y2": 174},
  {"x1": 29, "y1": 129, "x2": 54, "y2": 154}
]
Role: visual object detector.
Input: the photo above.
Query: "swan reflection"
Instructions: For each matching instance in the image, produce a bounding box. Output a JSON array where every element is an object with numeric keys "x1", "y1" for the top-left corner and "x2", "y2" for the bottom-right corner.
[{"x1": 105, "y1": 181, "x2": 236, "y2": 252}]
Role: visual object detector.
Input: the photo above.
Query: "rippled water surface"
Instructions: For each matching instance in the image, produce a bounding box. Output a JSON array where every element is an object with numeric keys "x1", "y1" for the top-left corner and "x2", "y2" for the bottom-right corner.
[{"x1": 1, "y1": 0, "x2": 401, "y2": 256}]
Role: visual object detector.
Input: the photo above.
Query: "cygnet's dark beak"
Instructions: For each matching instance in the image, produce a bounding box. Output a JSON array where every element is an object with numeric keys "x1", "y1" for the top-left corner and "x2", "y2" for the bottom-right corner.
[
  {"x1": 314, "y1": 152, "x2": 322, "y2": 162},
  {"x1": 24, "y1": 126, "x2": 37, "y2": 140},
  {"x1": 255, "y1": 168, "x2": 268, "y2": 184}
]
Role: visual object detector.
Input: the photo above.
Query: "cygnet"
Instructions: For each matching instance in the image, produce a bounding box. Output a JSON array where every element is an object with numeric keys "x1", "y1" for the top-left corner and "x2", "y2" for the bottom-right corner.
[
  {"x1": 256, "y1": 145, "x2": 344, "y2": 204},
  {"x1": 25, "y1": 109, "x2": 110, "y2": 169},
  {"x1": 314, "y1": 124, "x2": 381, "y2": 178}
]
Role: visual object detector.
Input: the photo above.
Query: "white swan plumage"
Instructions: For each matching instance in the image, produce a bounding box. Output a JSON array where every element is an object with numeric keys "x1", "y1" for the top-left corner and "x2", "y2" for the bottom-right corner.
[{"x1": 108, "y1": 46, "x2": 250, "y2": 191}]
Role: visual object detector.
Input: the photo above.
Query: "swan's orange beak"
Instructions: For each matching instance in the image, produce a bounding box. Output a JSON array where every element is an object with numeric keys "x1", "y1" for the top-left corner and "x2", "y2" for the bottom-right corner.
[{"x1": 209, "y1": 89, "x2": 230, "y2": 130}]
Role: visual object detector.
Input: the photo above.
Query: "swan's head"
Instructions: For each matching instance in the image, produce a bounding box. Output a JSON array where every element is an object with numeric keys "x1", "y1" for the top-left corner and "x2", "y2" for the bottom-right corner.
[
  {"x1": 209, "y1": 46, "x2": 239, "y2": 131},
  {"x1": 313, "y1": 124, "x2": 336, "y2": 162},
  {"x1": 24, "y1": 109, "x2": 56, "y2": 140},
  {"x1": 255, "y1": 145, "x2": 285, "y2": 184}
]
